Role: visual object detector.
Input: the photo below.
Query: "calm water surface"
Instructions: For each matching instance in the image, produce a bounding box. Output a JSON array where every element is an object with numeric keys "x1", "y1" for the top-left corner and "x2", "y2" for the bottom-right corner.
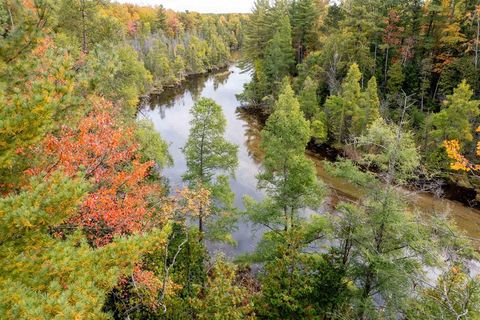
[{"x1": 139, "y1": 64, "x2": 480, "y2": 255}]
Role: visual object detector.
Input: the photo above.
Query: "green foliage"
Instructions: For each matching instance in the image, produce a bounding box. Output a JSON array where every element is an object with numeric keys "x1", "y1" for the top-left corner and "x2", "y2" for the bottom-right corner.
[
  {"x1": 298, "y1": 75, "x2": 328, "y2": 143},
  {"x1": 324, "y1": 63, "x2": 380, "y2": 144},
  {"x1": 294, "y1": 51, "x2": 323, "y2": 91},
  {"x1": 190, "y1": 256, "x2": 255, "y2": 320},
  {"x1": 242, "y1": 81, "x2": 327, "y2": 269},
  {"x1": 82, "y1": 44, "x2": 152, "y2": 114},
  {"x1": 0, "y1": 173, "x2": 171, "y2": 319},
  {"x1": 5, "y1": 1, "x2": 480, "y2": 318},
  {"x1": 428, "y1": 80, "x2": 480, "y2": 148},
  {"x1": 264, "y1": 14, "x2": 295, "y2": 92},
  {"x1": 242, "y1": 0, "x2": 274, "y2": 65},
  {"x1": 153, "y1": 5, "x2": 167, "y2": 32},
  {"x1": 241, "y1": 0, "x2": 296, "y2": 105},
  {"x1": 144, "y1": 39, "x2": 175, "y2": 87},
  {"x1": 408, "y1": 268, "x2": 480, "y2": 320},
  {"x1": 290, "y1": 0, "x2": 320, "y2": 62},
  {"x1": 437, "y1": 57, "x2": 479, "y2": 99},
  {"x1": 326, "y1": 161, "x2": 430, "y2": 319},
  {"x1": 298, "y1": 76, "x2": 319, "y2": 120},
  {"x1": 182, "y1": 98, "x2": 238, "y2": 242},
  {"x1": 387, "y1": 61, "x2": 405, "y2": 95},
  {"x1": 135, "y1": 119, "x2": 172, "y2": 168},
  {"x1": 0, "y1": 47, "x2": 75, "y2": 180},
  {"x1": 257, "y1": 247, "x2": 350, "y2": 320},
  {"x1": 56, "y1": 0, "x2": 124, "y2": 52},
  {"x1": 0, "y1": 0, "x2": 50, "y2": 62},
  {"x1": 183, "y1": 98, "x2": 238, "y2": 185},
  {"x1": 357, "y1": 118, "x2": 420, "y2": 183},
  {"x1": 258, "y1": 81, "x2": 325, "y2": 222}
]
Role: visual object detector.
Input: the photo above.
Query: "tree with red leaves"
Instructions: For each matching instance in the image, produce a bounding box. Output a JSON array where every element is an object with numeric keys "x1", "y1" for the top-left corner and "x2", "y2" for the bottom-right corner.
[
  {"x1": 382, "y1": 10, "x2": 404, "y2": 85},
  {"x1": 30, "y1": 96, "x2": 166, "y2": 246}
]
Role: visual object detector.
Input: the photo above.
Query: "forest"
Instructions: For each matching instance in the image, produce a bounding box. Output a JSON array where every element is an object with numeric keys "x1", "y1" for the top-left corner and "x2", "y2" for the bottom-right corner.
[{"x1": 1, "y1": 0, "x2": 480, "y2": 319}]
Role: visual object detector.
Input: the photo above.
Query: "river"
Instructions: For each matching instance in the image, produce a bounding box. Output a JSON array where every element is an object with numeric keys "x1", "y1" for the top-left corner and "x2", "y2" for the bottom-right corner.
[{"x1": 139, "y1": 64, "x2": 480, "y2": 255}]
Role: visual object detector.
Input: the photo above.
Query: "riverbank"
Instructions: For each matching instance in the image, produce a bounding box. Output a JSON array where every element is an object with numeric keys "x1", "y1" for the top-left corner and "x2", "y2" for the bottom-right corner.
[
  {"x1": 141, "y1": 64, "x2": 231, "y2": 98},
  {"x1": 239, "y1": 104, "x2": 480, "y2": 210},
  {"x1": 141, "y1": 63, "x2": 480, "y2": 251}
]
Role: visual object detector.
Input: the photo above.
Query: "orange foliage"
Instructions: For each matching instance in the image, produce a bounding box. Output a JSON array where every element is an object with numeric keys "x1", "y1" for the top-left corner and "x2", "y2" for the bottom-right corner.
[
  {"x1": 177, "y1": 187, "x2": 211, "y2": 218},
  {"x1": 165, "y1": 11, "x2": 183, "y2": 37},
  {"x1": 444, "y1": 128, "x2": 480, "y2": 172},
  {"x1": 30, "y1": 96, "x2": 164, "y2": 246}
]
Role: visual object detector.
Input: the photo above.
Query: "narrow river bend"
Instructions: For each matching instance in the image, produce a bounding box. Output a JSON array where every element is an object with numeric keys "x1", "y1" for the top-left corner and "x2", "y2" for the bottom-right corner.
[{"x1": 139, "y1": 64, "x2": 480, "y2": 256}]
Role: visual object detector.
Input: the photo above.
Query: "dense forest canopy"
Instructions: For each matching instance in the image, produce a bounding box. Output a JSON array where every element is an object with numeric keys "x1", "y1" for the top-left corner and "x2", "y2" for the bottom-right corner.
[
  {"x1": 1, "y1": 0, "x2": 480, "y2": 319},
  {"x1": 241, "y1": 0, "x2": 480, "y2": 196}
]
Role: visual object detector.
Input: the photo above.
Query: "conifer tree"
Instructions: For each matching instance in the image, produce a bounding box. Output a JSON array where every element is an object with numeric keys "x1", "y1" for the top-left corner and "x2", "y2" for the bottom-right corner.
[
  {"x1": 324, "y1": 63, "x2": 380, "y2": 144},
  {"x1": 429, "y1": 80, "x2": 480, "y2": 148},
  {"x1": 298, "y1": 76, "x2": 319, "y2": 120},
  {"x1": 0, "y1": 173, "x2": 171, "y2": 319},
  {"x1": 264, "y1": 14, "x2": 295, "y2": 92},
  {"x1": 244, "y1": 80, "x2": 325, "y2": 234},
  {"x1": 299, "y1": 76, "x2": 328, "y2": 143},
  {"x1": 387, "y1": 61, "x2": 405, "y2": 95},
  {"x1": 290, "y1": 0, "x2": 319, "y2": 63},
  {"x1": 182, "y1": 98, "x2": 238, "y2": 242}
]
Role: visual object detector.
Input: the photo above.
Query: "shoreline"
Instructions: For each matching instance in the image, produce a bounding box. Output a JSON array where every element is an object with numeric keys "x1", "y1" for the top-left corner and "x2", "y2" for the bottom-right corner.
[{"x1": 238, "y1": 104, "x2": 480, "y2": 210}]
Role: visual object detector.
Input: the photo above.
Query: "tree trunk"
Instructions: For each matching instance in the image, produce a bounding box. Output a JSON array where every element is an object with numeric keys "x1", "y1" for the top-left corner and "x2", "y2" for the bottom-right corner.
[
  {"x1": 359, "y1": 267, "x2": 374, "y2": 320},
  {"x1": 384, "y1": 47, "x2": 390, "y2": 88},
  {"x1": 81, "y1": 0, "x2": 88, "y2": 54},
  {"x1": 475, "y1": 11, "x2": 479, "y2": 69}
]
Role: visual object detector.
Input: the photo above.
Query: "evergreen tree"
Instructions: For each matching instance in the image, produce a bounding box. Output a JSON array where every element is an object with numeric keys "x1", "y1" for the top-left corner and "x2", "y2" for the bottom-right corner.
[
  {"x1": 324, "y1": 63, "x2": 362, "y2": 144},
  {"x1": 56, "y1": 0, "x2": 107, "y2": 53},
  {"x1": 154, "y1": 5, "x2": 167, "y2": 32},
  {"x1": 357, "y1": 118, "x2": 420, "y2": 183},
  {"x1": 387, "y1": 61, "x2": 405, "y2": 95},
  {"x1": 242, "y1": 0, "x2": 272, "y2": 64},
  {"x1": 299, "y1": 76, "x2": 328, "y2": 143},
  {"x1": 0, "y1": 172, "x2": 171, "y2": 319},
  {"x1": 182, "y1": 98, "x2": 238, "y2": 242},
  {"x1": 298, "y1": 76, "x2": 319, "y2": 120},
  {"x1": 290, "y1": 0, "x2": 319, "y2": 63},
  {"x1": 190, "y1": 257, "x2": 254, "y2": 319},
  {"x1": 242, "y1": 80, "x2": 325, "y2": 252},
  {"x1": 324, "y1": 63, "x2": 380, "y2": 144},
  {"x1": 429, "y1": 80, "x2": 480, "y2": 148},
  {"x1": 354, "y1": 75, "x2": 381, "y2": 137},
  {"x1": 264, "y1": 14, "x2": 295, "y2": 92},
  {"x1": 325, "y1": 160, "x2": 429, "y2": 319}
]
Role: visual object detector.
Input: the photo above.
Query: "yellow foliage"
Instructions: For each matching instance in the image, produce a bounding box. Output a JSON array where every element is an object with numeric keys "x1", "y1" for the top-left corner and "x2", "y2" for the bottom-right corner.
[{"x1": 444, "y1": 129, "x2": 480, "y2": 172}]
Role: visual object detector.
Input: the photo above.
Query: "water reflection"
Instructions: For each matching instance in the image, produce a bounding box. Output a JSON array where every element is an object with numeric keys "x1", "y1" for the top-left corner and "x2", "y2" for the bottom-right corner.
[
  {"x1": 139, "y1": 65, "x2": 265, "y2": 255},
  {"x1": 140, "y1": 64, "x2": 480, "y2": 255},
  {"x1": 236, "y1": 109, "x2": 264, "y2": 165}
]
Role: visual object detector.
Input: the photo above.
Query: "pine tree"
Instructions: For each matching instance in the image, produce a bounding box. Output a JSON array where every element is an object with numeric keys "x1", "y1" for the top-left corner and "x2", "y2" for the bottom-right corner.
[
  {"x1": 182, "y1": 98, "x2": 238, "y2": 242},
  {"x1": 325, "y1": 63, "x2": 380, "y2": 144},
  {"x1": 299, "y1": 76, "x2": 328, "y2": 143},
  {"x1": 324, "y1": 63, "x2": 362, "y2": 144},
  {"x1": 154, "y1": 5, "x2": 167, "y2": 32},
  {"x1": 325, "y1": 159, "x2": 428, "y2": 319},
  {"x1": 244, "y1": 80, "x2": 325, "y2": 234},
  {"x1": 242, "y1": 0, "x2": 272, "y2": 63},
  {"x1": 387, "y1": 61, "x2": 405, "y2": 95},
  {"x1": 264, "y1": 14, "x2": 295, "y2": 92},
  {"x1": 290, "y1": 0, "x2": 319, "y2": 63},
  {"x1": 429, "y1": 80, "x2": 480, "y2": 148},
  {"x1": 354, "y1": 76, "x2": 380, "y2": 137},
  {"x1": 0, "y1": 172, "x2": 171, "y2": 319},
  {"x1": 190, "y1": 257, "x2": 254, "y2": 319},
  {"x1": 298, "y1": 76, "x2": 319, "y2": 120}
]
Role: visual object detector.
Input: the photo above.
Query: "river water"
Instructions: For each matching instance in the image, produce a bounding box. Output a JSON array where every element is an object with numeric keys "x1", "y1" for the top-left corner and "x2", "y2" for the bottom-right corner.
[{"x1": 139, "y1": 64, "x2": 480, "y2": 255}]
